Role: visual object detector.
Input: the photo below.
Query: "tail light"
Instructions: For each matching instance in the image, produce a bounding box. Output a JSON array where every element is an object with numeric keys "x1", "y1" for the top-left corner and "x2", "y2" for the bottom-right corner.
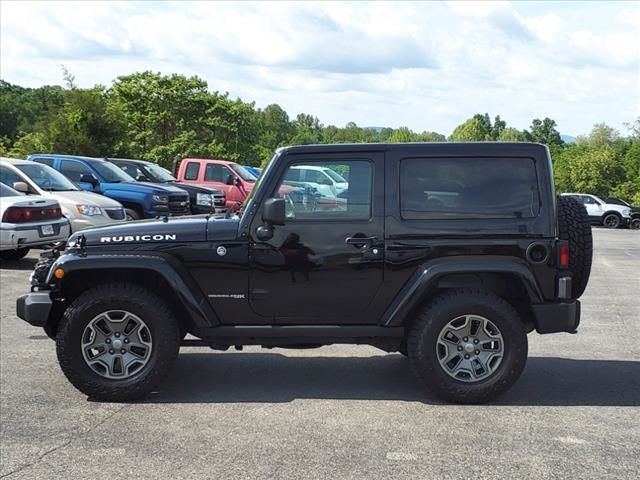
[
  {"x1": 558, "y1": 242, "x2": 570, "y2": 268},
  {"x1": 2, "y1": 205, "x2": 62, "y2": 223}
]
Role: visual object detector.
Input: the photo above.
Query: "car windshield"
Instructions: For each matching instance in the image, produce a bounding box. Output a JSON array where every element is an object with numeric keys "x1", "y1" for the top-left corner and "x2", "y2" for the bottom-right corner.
[
  {"x1": 323, "y1": 168, "x2": 347, "y2": 183},
  {"x1": 16, "y1": 163, "x2": 80, "y2": 191},
  {"x1": 92, "y1": 161, "x2": 134, "y2": 183},
  {"x1": 142, "y1": 163, "x2": 177, "y2": 182},
  {"x1": 229, "y1": 163, "x2": 257, "y2": 182},
  {"x1": 0, "y1": 183, "x2": 22, "y2": 197}
]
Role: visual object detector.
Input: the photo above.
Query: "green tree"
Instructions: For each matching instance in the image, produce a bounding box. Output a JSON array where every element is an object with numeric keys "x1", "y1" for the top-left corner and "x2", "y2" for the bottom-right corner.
[
  {"x1": 526, "y1": 118, "x2": 563, "y2": 147},
  {"x1": 498, "y1": 127, "x2": 527, "y2": 142},
  {"x1": 388, "y1": 126, "x2": 416, "y2": 142},
  {"x1": 449, "y1": 117, "x2": 488, "y2": 141},
  {"x1": 577, "y1": 123, "x2": 620, "y2": 147}
]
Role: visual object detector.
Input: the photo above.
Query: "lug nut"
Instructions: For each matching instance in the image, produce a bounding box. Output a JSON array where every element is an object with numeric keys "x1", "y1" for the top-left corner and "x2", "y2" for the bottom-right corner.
[
  {"x1": 463, "y1": 337, "x2": 468, "y2": 342},
  {"x1": 475, "y1": 350, "x2": 480, "y2": 355},
  {"x1": 124, "y1": 338, "x2": 130, "y2": 344},
  {"x1": 109, "y1": 349, "x2": 115, "y2": 354},
  {"x1": 464, "y1": 354, "x2": 470, "y2": 359},
  {"x1": 115, "y1": 332, "x2": 120, "y2": 338},
  {"x1": 105, "y1": 339, "x2": 111, "y2": 344},
  {"x1": 473, "y1": 339, "x2": 479, "y2": 344},
  {"x1": 457, "y1": 346, "x2": 463, "y2": 351},
  {"x1": 120, "y1": 349, "x2": 126, "y2": 354}
]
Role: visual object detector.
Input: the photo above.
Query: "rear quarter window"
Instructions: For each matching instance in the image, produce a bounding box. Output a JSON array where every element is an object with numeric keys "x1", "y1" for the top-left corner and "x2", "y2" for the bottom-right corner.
[
  {"x1": 184, "y1": 162, "x2": 200, "y2": 181},
  {"x1": 400, "y1": 157, "x2": 540, "y2": 220}
]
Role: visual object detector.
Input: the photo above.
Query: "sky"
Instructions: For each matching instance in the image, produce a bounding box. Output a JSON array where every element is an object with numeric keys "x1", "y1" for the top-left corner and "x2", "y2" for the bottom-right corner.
[{"x1": 1, "y1": 1, "x2": 639, "y2": 136}]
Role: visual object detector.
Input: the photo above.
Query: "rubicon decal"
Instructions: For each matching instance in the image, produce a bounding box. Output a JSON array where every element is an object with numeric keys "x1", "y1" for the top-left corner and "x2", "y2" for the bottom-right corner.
[{"x1": 100, "y1": 234, "x2": 177, "y2": 243}]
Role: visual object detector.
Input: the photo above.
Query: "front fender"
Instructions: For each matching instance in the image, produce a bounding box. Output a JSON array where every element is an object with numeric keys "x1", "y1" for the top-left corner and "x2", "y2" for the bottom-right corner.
[
  {"x1": 48, "y1": 253, "x2": 219, "y2": 329},
  {"x1": 381, "y1": 256, "x2": 544, "y2": 327}
]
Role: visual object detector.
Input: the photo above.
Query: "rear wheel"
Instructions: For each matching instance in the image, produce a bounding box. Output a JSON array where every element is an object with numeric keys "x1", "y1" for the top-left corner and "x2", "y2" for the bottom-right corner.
[
  {"x1": 408, "y1": 288, "x2": 527, "y2": 404},
  {"x1": 56, "y1": 282, "x2": 180, "y2": 401},
  {"x1": 602, "y1": 212, "x2": 621, "y2": 229},
  {"x1": 0, "y1": 248, "x2": 30, "y2": 260},
  {"x1": 557, "y1": 196, "x2": 593, "y2": 298}
]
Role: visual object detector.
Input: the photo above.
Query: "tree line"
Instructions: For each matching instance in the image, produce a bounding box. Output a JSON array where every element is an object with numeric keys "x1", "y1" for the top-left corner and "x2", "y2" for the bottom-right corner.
[{"x1": 1, "y1": 71, "x2": 638, "y2": 203}]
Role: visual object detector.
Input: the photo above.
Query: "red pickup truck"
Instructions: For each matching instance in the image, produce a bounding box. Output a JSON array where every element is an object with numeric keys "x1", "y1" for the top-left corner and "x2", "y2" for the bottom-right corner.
[{"x1": 175, "y1": 159, "x2": 257, "y2": 211}]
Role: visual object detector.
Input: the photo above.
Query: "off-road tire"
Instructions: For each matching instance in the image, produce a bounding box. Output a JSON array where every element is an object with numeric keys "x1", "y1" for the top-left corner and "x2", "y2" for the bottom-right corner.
[
  {"x1": 557, "y1": 196, "x2": 593, "y2": 298},
  {"x1": 0, "y1": 248, "x2": 30, "y2": 260},
  {"x1": 56, "y1": 282, "x2": 180, "y2": 401},
  {"x1": 408, "y1": 288, "x2": 528, "y2": 404}
]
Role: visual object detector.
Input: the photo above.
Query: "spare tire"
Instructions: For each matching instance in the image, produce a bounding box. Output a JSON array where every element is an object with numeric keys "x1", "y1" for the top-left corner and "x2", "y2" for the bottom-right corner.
[{"x1": 557, "y1": 196, "x2": 593, "y2": 298}]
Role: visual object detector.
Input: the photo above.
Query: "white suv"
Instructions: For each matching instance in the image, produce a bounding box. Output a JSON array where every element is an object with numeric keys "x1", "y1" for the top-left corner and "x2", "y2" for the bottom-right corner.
[
  {"x1": 0, "y1": 158, "x2": 126, "y2": 232},
  {"x1": 285, "y1": 165, "x2": 348, "y2": 198},
  {"x1": 561, "y1": 193, "x2": 631, "y2": 229}
]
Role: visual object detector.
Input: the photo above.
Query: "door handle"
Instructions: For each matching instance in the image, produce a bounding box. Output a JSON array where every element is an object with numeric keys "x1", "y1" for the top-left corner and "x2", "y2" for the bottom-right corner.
[{"x1": 345, "y1": 236, "x2": 377, "y2": 245}]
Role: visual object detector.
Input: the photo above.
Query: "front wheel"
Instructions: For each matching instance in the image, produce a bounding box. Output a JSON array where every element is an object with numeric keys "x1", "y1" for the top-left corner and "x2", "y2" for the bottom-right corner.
[
  {"x1": 602, "y1": 213, "x2": 621, "y2": 229},
  {"x1": 630, "y1": 217, "x2": 640, "y2": 230},
  {"x1": 56, "y1": 283, "x2": 180, "y2": 401},
  {"x1": 408, "y1": 288, "x2": 527, "y2": 404}
]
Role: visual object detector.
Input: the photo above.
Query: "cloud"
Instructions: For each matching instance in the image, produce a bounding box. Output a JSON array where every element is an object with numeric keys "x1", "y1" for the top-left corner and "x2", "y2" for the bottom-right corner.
[{"x1": 0, "y1": 1, "x2": 638, "y2": 135}]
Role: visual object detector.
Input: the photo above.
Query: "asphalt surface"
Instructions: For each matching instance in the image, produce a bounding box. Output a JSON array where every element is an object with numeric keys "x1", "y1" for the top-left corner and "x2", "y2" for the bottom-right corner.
[{"x1": 1, "y1": 229, "x2": 639, "y2": 479}]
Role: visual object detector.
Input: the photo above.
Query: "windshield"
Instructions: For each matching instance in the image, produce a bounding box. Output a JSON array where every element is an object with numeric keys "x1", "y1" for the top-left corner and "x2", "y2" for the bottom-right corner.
[
  {"x1": 323, "y1": 168, "x2": 347, "y2": 183},
  {"x1": 92, "y1": 161, "x2": 134, "y2": 183},
  {"x1": 229, "y1": 163, "x2": 257, "y2": 182},
  {"x1": 142, "y1": 163, "x2": 176, "y2": 182},
  {"x1": 17, "y1": 163, "x2": 79, "y2": 191}
]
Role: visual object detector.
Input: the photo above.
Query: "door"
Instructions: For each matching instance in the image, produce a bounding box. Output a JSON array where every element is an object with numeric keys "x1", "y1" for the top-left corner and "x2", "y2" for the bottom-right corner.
[
  {"x1": 203, "y1": 163, "x2": 240, "y2": 207},
  {"x1": 59, "y1": 159, "x2": 97, "y2": 192},
  {"x1": 248, "y1": 153, "x2": 385, "y2": 323},
  {"x1": 580, "y1": 195, "x2": 602, "y2": 220}
]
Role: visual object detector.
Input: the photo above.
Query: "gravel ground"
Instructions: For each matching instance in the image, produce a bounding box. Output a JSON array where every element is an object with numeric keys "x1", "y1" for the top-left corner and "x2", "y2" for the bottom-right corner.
[{"x1": 1, "y1": 228, "x2": 638, "y2": 479}]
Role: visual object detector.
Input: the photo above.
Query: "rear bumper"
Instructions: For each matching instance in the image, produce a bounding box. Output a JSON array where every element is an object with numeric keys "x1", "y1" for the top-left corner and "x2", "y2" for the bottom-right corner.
[
  {"x1": 532, "y1": 300, "x2": 580, "y2": 334},
  {"x1": 16, "y1": 292, "x2": 52, "y2": 327}
]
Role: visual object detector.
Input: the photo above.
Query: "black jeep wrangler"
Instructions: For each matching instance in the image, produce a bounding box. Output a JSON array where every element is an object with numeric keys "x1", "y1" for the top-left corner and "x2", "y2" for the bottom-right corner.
[{"x1": 17, "y1": 143, "x2": 593, "y2": 404}]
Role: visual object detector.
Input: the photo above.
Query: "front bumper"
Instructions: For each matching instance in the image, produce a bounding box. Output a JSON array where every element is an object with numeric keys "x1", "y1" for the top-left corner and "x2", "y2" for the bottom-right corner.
[
  {"x1": 16, "y1": 292, "x2": 52, "y2": 327},
  {"x1": 532, "y1": 300, "x2": 580, "y2": 334}
]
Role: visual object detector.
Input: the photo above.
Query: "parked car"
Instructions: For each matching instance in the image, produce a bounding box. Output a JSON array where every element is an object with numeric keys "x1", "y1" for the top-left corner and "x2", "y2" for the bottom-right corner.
[
  {"x1": 561, "y1": 193, "x2": 631, "y2": 229},
  {"x1": 243, "y1": 165, "x2": 261, "y2": 178},
  {"x1": 175, "y1": 158, "x2": 257, "y2": 211},
  {"x1": 106, "y1": 158, "x2": 226, "y2": 214},
  {"x1": 284, "y1": 165, "x2": 349, "y2": 198},
  {"x1": 604, "y1": 197, "x2": 640, "y2": 230},
  {"x1": 0, "y1": 158, "x2": 126, "y2": 232},
  {"x1": 19, "y1": 142, "x2": 591, "y2": 404},
  {"x1": 27, "y1": 155, "x2": 190, "y2": 220},
  {"x1": 0, "y1": 183, "x2": 70, "y2": 260}
]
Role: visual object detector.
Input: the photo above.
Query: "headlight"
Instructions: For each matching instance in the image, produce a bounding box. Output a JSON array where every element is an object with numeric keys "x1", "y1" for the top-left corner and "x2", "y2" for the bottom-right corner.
[
  {"x1": 622, "y1": 208, "x2": 631, "y2": 217},
  {"x1": 152, "y1": 195, "x2": 169, "y2": 203},
  {"x1": 76, "y1": 205, "x2": 102, "y2": 216},
  {"x1": 196, "y1": 193, "x2": 214, "y2": 206}
]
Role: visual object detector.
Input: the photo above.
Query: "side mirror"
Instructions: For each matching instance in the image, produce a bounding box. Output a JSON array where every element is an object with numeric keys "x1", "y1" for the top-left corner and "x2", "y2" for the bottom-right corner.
[
  {"x1": 80, "y1": 173, "x2": 98, "y2": 186},
  {"x1": 13, "y1": 181, "x2": 30, "y2": 193},
  {"x1": 225, "y1": 174, "x2": 236, "y2": 186},
  {"x1": 263, "y1": 198, "x2": 285, "y2": 226}
]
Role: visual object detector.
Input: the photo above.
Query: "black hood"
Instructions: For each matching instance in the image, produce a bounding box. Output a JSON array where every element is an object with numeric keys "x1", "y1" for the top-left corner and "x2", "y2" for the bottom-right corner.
[{"x1": 67, "y1": 214, "x2": 241, "y2": 248}]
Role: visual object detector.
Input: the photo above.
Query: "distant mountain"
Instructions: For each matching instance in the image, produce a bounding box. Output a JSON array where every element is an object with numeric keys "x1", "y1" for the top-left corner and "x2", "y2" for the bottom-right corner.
[
  {"x1": 561, "y1": 134, "x2": 577, "y2": 144},
  {"x1": 363, "y1": 126, "x2": 385, "y2": 132}
]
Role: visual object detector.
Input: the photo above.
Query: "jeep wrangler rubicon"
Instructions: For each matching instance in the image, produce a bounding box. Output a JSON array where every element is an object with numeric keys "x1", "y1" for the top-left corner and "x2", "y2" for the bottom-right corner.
[{"x1": 17, "y1": 143, "x2": 593, "y2": 404}]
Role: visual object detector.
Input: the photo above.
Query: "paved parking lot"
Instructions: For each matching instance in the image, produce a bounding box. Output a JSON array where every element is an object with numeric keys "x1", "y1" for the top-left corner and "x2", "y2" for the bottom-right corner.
[{"x1": 1, "y1": 228, "x2": 638, "y2": 479}]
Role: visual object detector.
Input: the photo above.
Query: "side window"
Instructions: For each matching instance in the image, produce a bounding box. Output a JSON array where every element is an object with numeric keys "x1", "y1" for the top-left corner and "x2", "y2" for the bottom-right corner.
[
  {"x1": 581, "y1": 196, "x2": 596, "y2": 205},
  {"x1": 119, "y1": 164, "x2": 143, "y2": 179},
  {"x1": 31, "y1": 158, "x2": 54, "y2": 167},
  {"x1": 276, "y1": 161, "x2": 372, "y2": 220},
  {"x1": 60, "y1": 160, "x2": 92, "y2": 182},
  {"x1": 184, "y1": 162, "x2": 200, "y2": 181},
  {"x1": 204, "y1": 164, "x2": 227, "y2": 182},
  {"x1": 400, "y1": 157, "x2": 540, "y2": 220},
  {"x1": 0, "y1": 166, "x2": 25, "y2": 188}
]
